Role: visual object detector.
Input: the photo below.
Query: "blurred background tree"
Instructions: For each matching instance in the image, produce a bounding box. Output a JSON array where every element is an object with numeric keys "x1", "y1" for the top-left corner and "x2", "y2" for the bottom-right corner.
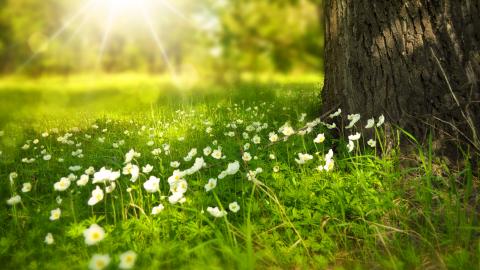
[{"x1": 0, "y1": 0, "x2": 324, "y2": 80}]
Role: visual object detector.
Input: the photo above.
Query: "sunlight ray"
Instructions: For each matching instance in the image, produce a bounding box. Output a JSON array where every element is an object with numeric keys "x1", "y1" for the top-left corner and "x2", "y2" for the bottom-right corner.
[
  {"x1": 139, "y1": 2, "x2": 176, "y2": 77},
  {"x1": 20, "y1": 0, "x2": 96, "y2": 69},
  {"x1": 96, "y1": 5, "x2": 116, "y2": 69},
  {"x1": 157, "y1": 0, "x2": 191, "y2": 25},
  {"x1": 66, "y1": 1, "x2": 99, "y2": 44}
]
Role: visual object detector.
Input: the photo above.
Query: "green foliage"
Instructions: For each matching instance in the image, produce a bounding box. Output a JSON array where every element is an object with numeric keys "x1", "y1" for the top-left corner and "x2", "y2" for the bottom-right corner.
[
  {"x1": 0, "y1": 0, "x2": 323, "y2": 76},
  {"x1": 0, "y1": 75, "x2": 479, "y2": 269}
]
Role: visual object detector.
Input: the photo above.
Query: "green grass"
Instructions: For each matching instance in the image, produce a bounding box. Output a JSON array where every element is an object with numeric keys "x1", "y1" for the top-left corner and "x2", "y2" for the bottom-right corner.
[{"x1": 0, "y1": 74, "x2": 478, "y2": 269}]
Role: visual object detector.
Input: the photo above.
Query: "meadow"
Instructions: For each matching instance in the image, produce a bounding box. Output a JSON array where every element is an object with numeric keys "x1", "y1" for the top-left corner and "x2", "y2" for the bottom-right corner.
[{"x1": 0, "y1": 74, "x2": 478, "y2": 269}]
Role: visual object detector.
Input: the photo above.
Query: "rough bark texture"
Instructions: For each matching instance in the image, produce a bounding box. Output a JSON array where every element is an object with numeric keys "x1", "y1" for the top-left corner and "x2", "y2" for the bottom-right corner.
[{"x1": 323, "y1": 0, "x2": 480, "y2": 148}]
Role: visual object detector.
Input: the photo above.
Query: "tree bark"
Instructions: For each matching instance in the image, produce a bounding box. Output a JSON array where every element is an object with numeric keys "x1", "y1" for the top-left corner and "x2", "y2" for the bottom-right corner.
[{"x1": 322, "y1": 0, "x2": 480, "y2": 149}]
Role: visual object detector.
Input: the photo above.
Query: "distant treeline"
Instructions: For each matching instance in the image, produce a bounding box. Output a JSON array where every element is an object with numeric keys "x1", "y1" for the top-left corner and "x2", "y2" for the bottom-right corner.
[{"x1": 0, "y1": 0, "x2": 323, "y2": 76}]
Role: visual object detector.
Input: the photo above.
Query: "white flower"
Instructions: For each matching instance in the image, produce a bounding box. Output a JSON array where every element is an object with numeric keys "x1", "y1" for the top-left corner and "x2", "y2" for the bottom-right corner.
[
  {"x1": 151, "y1": 148, "x2": 162, "y2": 156},
  {"x1": 170, "y1": 179, "x2": 188, "y2": 194},
  {"x1": 119, "y1": 250, "x2": 137, "y2": 269},
  {"x1": 242, "y1": 152, "x2": 252, "y2": 162},
  {"x1": 207, "y1": 206, "x2": 227, "y2": 218},
  {"x1": 325, "y1": 149, "x2": 334, "y2": 161},
  {"x1": 204, "y1": 178, "x2": 217, "y2": 192},
  {"x1": 43, "y1": 154, "x2": 52, "y2": 161},
  {"x1": 273, "y1": 166, "x2": 280, "y2": 172},
  {"x1": 88, "y1": 186, "x2": 104, "y2": 206},
  {"x1": 170, "y1": 161, "x2": 180, "y2": 168},
  {"x1": 85, "y1": 166, "x2": 95, "y2": 175},
  {"x1": 365, "y1": 118, "x2": 375, "y2": 129},
  {"x1": 123, "y1": 164, "x2": 140, "y2": 182},
  {"x1": 89, "y1": 254, "x2": 110, "y2": 270},
  {"x1": 184, "y1": 148, "x2": 197, "y2": 161},
  {"x1": 314, "y1": 133, "x2": 325, "y2": 144},
  {"x1": 211, "y1": 149, "x2": 222, "y2": 159},
  {"x1": 93, "y1": 167, "x2": 120, "y2": 184},
  {"x1": 168, "y1": 192, "x2": 185, "y2": 204},
  {"x1": 346, "y1": 114, "x2": 361, "y2": 129},
  {"x1": 151, "y1": 204, "x2": 165, "y2": 215},
  {"x1": 83, "y1": 224, "x2": 106, "y2": 246},
  {"x1": 203, "y1": 146, "x2": 212, "y2": 156},
  {"x1": 367, "y1": 139, "x2": 377, "y2": 148},
  {"x1": 167, "y1": 170, "x2": 186, "y2": 185},
  {"x1": 299, "y1": 113, "x2": 307, "y2": 122},
  {"x1": 6, "y1": 195, "x2": 21, "y2": 205},
  {"x1": 143, "y1": 176, "x2": 160, "y2": 193},
  {"x1": 325, "y1": 122, "x2": 337, "y2": 129},
  {"x1": 323, "y1": 158, "x2": 335, "y2": 172},
  {"x1": 295, "y1": 153, "x2": 313, "y2": 164},
  {"x1": 183, "y1": 157, "x2": 206, "y2": 175},
  {"x1": 298, "y1": 130, "x2": 307, "y2": 136},
  {"x1": 252, "y1": 135, "x2": 261, "y2": 144},
  {"x1": 69, "y1": 165, "x2": 82, "y2": 172},
  {"x1": 243, "y1": 143, "x2": 250, "y2": 151},
  {"x1": 21, "y1": 182, "x2": 32, "y2": 193},
  {"x1": 142, "y1": 164, "x2": 153, "y2": 173},
  {"x1": 279, "y1": 124, "x2": 295, "y2": 136},
  {"x1": 49, "y1": 208, "x2": 61, "y2": 221},
  {"x1": 44, "y1": 233, "x2": 54, "y2": 245},
  {"x1": 68, "y1": 173, "x2": 77, "y2": 181},
  {"x1": 105, "y1": 182, "x2": 116, "y2": 193},
  {"x1": 329, "y1": 108, "x2": 341, "y2": 118},
  {"x1": 218, "y1": 161, "x2": 240, "y2": 179},
  {"x1": 377, "y1": 115, "x2": 385, "y2": 127},
  {"x1": 224, "y1": 161, "x2": 240, "y2": 175},
  {"x1": 269, "y1": 132, "x2": 279, "y2": 142},
  {"x1": 218, "y1": 171, "x2": 227, "y2": 179},
  {"x1": 246, "y1": 168, "x2": 262, "y2": 181},
  {"x1": 348, "y1": 132, "x2": 361, "y2": 141},
  {"x1": 229, "y1": 202, "x2": 240, "y2": 213},
  {"x1": 77, "y1": 174, "x2": 89, "y2": 186},
  {"x1": 269, "y1": 154, "x2": 276, "y2": 160},
  {"x1": 347, "y1": 140, "x2": 355, "y2": 153},
  {"x1": 318, "y1": 149, "x2": 335, "y2": 172},
  {"x1": 54, "y1": 177, "x2": 71, "y2": 191},
  {"x1": 124, "y1": 149, "x2": 141, "y2": 164}
]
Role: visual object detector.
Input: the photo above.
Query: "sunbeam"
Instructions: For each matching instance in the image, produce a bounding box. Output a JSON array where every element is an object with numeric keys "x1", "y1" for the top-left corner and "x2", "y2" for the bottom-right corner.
[
  {"x1": 66, "y1": 1, "x2": 100, "y2": 44},
  {"x1": 139, "y1": 1, "x2": 176, "y2": 77},
  {"x1": 158, "y1": 0, "x2": 193, "y2": 26},
  {"x1": 96, "y1": 6, "x2": 116, "y2": 69},
  {"x1": 20, "y1": 0, "x2": 96, "y2": 69}
]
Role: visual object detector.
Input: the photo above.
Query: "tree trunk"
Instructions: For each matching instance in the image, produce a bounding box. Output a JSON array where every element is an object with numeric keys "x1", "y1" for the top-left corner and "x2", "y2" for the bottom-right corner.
[{"x1": 322, "y1": 0, "x2": 480, "y2": 150}]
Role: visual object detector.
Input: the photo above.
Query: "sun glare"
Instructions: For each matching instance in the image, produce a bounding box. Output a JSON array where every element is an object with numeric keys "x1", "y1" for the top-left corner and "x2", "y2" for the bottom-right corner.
[
  {"x1": 21, "y1": 0, "x2": 197, "y2": 75},
  {"x1": 104, "y1": 0, "x2": 142, "y2": 15},
  {"x1": 109, "y1": 0, "x2": 138, "y2": 10}
]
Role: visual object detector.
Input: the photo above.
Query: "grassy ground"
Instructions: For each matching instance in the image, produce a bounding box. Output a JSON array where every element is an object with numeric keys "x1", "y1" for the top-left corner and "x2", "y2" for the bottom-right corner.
[{"x1": 0, "y1": 74, "x2": 478, "y2": 269}]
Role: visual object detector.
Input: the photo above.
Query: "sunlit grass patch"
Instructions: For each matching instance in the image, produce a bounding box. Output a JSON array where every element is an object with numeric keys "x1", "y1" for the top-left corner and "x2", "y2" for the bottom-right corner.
[{"x1": 0, "y1": 75, "x2": 478, "y2": 269}]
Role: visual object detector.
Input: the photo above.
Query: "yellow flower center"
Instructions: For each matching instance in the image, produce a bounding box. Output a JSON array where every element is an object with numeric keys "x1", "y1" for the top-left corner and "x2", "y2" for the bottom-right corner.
[{"x1": 92, "y1": 232, "x2": 100, "y2": 240}]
